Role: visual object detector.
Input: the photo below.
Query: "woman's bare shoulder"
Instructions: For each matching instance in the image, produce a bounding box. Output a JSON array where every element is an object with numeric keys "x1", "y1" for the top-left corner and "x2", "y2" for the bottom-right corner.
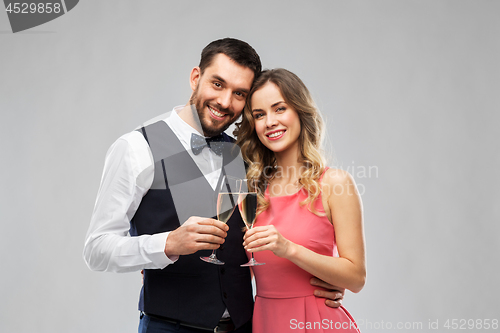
[{"x1": 322, "y1": 168, "x2": 354, "y2": 187}]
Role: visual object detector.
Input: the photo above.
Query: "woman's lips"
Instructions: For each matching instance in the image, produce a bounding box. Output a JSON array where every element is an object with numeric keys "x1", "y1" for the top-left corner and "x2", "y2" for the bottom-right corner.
[{"x1": 266, "y1": 130, "x2": 286, "y2": 141}]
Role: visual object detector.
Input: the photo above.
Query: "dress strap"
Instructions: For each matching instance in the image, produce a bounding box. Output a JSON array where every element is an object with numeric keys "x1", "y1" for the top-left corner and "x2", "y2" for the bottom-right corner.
[{"x1": 319, "y1": 166, "x2": 330, "y2": 183}]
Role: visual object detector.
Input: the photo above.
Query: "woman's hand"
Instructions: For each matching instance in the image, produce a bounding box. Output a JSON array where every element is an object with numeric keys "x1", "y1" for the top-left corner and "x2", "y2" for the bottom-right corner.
[{"x1": 243, "y1": 225, "x2": 295, "y2": 258}]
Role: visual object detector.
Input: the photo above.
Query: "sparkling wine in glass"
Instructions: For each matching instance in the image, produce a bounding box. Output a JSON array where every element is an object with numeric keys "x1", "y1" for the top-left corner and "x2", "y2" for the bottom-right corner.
[
  {"x1": 239, "y1": 179, "x2": 265, "y2": 267},
  {"x1": 200, "y1": 175, "x2": 239, "y2": 265}
]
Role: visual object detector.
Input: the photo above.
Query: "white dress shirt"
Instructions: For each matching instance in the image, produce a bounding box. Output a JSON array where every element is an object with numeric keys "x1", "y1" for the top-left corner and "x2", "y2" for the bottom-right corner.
[{"x1": 83, "y1": 106, "x2": 223, "y2": 273}]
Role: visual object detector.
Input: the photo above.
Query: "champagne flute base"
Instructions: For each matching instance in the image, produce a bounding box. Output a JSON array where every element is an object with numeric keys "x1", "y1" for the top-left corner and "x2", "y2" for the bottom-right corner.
[
  {"x1": 200, "y1": 254, "x2": 224, "y2": 265},
  {"x1": 240, "y1": 258, "x2": 265, "y2": 267}
]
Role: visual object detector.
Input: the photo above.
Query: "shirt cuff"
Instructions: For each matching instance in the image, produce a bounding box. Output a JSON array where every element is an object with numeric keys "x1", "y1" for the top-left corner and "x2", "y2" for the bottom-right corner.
[{"x1": 148, "y1": 232, "x2": 179, "y2": 267}]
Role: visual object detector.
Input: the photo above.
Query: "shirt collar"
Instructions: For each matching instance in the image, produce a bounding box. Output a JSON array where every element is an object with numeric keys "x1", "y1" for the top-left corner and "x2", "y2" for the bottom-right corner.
[{"x1": 167, "y1": 105, "x2": 207, "y2": 147}]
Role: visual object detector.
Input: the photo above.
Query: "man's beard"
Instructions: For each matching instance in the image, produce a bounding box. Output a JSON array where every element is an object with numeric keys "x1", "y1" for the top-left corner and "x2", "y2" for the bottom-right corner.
[{"x1": 190, "y1": 88, "x2": 234, "y2": 138}]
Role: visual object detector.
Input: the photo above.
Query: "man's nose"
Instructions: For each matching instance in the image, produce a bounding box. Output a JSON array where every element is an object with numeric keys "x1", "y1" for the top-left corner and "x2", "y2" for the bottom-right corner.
[{"x1": 217, "y1": 90, "x2": 232, "y2": 110}]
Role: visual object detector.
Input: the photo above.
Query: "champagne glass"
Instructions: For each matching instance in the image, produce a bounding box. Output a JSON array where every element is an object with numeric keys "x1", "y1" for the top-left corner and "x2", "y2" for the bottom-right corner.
[
  {"x1": 239, "y1": 179, "x2": 265, "y2": 266},
  {"x1": 200, "y1": 175, "x2": 239, "y2": 265}
]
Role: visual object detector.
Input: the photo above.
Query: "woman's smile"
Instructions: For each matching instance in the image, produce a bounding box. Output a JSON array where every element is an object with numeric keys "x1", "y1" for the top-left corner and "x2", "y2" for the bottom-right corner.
[{"x1": 265, "y1": 129, "x2": 286, "y2": 140}]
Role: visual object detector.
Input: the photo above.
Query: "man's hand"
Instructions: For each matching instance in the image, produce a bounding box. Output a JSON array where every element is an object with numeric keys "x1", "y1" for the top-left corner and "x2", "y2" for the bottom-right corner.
[
  {"x1": 164, "y1": 216, "x2": 229, "y2": 256},
  {"x1": 310, "y1": 277, "x2": 345, "y2": 308}
]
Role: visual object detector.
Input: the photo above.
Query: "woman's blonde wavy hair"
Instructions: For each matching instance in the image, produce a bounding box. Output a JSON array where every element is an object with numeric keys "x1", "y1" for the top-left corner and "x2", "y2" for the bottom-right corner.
[{"x1": 235, "y1": 68, "x2": 327, "y2": 215}]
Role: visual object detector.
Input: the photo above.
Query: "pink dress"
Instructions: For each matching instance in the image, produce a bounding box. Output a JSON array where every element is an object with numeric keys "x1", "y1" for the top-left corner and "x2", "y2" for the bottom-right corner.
[{"x1": 251, "y1": 171, "x2": 361, "y2": 332}]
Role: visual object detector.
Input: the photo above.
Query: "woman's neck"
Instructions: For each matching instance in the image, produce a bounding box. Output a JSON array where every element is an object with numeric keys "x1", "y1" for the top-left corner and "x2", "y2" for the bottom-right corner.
[{"x1": 273, "y1": 148, "x2": 303, "y2": 182}]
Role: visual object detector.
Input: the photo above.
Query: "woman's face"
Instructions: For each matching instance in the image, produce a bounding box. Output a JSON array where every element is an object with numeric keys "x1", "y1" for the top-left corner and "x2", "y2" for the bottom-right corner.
[{"x1": 250, "y1": 82, "x2": 301, "y2": 155}]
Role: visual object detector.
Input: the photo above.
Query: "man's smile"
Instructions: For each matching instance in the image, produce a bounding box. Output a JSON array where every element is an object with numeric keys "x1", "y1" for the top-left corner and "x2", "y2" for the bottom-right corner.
[{"x1": 208, "y1": 104, "x2": 229, "y2": 120}]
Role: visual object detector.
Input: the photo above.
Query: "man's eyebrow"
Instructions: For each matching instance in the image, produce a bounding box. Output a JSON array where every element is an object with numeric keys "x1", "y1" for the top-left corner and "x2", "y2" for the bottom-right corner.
[
  {"x1": 211, "y1": 74, "x2": 250, "y2": 94},
  {"x1": 212, "y1": 75, "x2": 226, "y2": 83}
]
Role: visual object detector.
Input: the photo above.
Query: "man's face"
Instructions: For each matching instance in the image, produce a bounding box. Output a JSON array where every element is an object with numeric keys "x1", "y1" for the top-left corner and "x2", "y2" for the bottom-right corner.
[{"x1": 190, "y1": 53, "x2": 254, "y2": 137}]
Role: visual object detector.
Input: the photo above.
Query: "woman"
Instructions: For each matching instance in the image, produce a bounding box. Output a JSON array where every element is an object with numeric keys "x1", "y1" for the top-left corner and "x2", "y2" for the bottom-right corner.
[{"x1": 236, "y1": 69, "x2": 365, "y2": 332}]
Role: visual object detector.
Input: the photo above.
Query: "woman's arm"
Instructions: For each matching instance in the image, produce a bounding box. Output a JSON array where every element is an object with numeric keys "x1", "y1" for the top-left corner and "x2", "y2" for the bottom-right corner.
[{"x1": 243, "y1": 169, "x2": 366, "y2": 293}]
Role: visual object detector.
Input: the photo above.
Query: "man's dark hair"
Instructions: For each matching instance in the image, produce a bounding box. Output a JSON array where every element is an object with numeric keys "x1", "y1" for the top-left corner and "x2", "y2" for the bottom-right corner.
[{"x1": 199, "y1": 38, "x2": 262, "y2": 79}]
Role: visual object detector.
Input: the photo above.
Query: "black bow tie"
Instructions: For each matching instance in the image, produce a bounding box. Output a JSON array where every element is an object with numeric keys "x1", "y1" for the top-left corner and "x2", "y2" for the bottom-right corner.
[{"x1": 190, "y1": 133, "x2": 225, "y2": 156}]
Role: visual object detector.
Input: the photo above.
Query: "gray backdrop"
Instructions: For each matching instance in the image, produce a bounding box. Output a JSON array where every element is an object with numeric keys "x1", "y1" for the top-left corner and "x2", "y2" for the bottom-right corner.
[{"x1": 1, "y1": 1, "x2": 499, "y2": 332}]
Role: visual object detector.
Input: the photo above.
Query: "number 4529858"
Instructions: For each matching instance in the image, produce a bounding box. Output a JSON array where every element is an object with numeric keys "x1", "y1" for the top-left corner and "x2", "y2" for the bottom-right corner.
[
  {"x1": 5, "y1": 3, "x2": 62, "y2": 14},
  {"x1": 443, "y1": 319, "x2": 498, "y2": 330}
]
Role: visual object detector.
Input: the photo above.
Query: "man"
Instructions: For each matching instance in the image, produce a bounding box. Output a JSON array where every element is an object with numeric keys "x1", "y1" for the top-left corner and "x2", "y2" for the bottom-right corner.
[{"x1": 84, "y1": 38, "x2": 343, "y2": 333}]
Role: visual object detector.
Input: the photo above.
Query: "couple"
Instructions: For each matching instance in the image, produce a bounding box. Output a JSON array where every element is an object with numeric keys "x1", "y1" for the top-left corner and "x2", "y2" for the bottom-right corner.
[{"x1": 84, "y1": 38, "x2": 365, "y2": 332}]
